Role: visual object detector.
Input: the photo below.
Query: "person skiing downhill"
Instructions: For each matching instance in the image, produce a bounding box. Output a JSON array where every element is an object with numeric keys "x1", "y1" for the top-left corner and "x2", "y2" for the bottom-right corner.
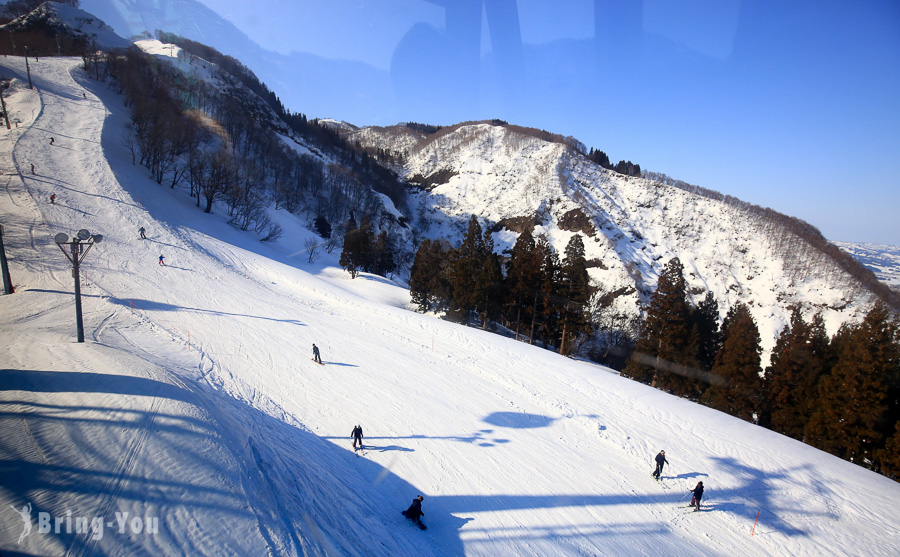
[
  {"x1": 139, "y1": 226, "x2": 146, "y2": 239},
  {"x1": 351, "y1": 424, "x2": 364, "y2": 450},
  {"x1": 158, "y1": 254, "x2": 165, "y2": 266},
  {"x1": 312, "y1": 343, "x2": 322, "y2": 364},
  {"x1": 401, "y1": 495, "x2": 426, "y2": 529},
  {"x1": 689, "y1": 481, "x2": 704, "y2": 511},
  {"x1": 653, "y1": 450, "x2": 668, "y2": 480}
]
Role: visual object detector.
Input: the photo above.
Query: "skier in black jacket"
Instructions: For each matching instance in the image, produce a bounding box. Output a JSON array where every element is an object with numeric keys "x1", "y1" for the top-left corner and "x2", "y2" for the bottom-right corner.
[
  {"x1": 689, "y1": 481, "x2": 704, "y2": 511},
  {"x1": 351, "y1": 425, "x2": 364, "y2": 450},
  {"x1": 402, "y1": 495, "x2": 426, "y2": 529},
  {"x1": 653, "y1": 450, "x2": 668, "y2": 480}
]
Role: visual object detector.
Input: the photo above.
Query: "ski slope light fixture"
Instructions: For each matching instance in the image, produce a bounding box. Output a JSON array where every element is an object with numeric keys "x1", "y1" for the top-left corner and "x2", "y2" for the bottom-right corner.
[{"x1": 54, "y1": 229, "x2": 102, "y2": 343}]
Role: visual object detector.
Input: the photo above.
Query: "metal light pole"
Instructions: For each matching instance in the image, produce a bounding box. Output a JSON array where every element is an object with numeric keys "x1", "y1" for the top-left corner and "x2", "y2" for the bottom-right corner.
[
  {"x1": 0, "y1": 224, "x2": 13, "y2": 294},
  {"x1": 54, "y1": 229, "x2": 103, "y2": 342},
  {"x1": 24, "y1": 45, "x2": 32, "y2": 89}
]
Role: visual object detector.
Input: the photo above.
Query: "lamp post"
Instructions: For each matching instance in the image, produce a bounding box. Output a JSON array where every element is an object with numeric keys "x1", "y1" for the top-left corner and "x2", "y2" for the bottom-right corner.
[
  {"x1": 0, "y1": 224, "x2": 13, "y2": 294},
  {"x1": 24, "y1": 45, "x2": 32, "y2": 89},
  {"x1": 54, "y1": 229, "x2": 102, "y2": 342}
]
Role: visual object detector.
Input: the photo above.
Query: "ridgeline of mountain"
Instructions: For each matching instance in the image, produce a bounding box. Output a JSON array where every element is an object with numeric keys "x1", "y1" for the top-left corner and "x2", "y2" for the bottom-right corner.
[
  {"x1": 349, "y1": 121, "x2": 897, "y2": 359},
  {"x1": 16, "y1": 2, "x2": 895, "y2": 364},
  {"x1": 0, "y1": 1, "x2": 131, "y2": 54}
]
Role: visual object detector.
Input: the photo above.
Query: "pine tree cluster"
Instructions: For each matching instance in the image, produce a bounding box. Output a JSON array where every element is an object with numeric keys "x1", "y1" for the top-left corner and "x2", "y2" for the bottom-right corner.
[
  {"x1": 623, "y1": 258, "x2": 900, "y2": 480},
  {"x1": 409, "y1": 217, "x2": 593, "y2": 354}
]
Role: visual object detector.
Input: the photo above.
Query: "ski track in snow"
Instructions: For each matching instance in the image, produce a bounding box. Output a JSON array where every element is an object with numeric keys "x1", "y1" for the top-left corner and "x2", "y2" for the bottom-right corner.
[{"x1": 0, "y1": 55, "x2": 898, "y2": 557}]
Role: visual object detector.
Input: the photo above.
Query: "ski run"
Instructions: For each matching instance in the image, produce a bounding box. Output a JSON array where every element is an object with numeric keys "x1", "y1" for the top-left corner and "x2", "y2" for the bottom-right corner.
[{"x1": 1, "y1": 55, "x2": 899, "y2": 557}]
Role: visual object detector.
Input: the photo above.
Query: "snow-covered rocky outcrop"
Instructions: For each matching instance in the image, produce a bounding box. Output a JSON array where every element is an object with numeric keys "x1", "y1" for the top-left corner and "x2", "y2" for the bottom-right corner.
[{"x1": 354, "y1": 122, "x2": 884, "y2": 359}]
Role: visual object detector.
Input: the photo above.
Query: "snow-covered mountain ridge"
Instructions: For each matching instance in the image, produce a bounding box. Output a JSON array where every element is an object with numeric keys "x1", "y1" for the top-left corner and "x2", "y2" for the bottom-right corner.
[
  {"x1": 352, "y1": 122, "x2": 892, "y2": 359},
  {"x1": 0, "y1": 1, "x2": 131, "y2": 51}
]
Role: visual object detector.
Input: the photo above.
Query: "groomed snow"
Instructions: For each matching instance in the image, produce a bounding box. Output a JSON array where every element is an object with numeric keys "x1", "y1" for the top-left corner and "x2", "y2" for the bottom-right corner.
[{"x1": 2, "y1": 56, "x2": 899, "y2": 556}]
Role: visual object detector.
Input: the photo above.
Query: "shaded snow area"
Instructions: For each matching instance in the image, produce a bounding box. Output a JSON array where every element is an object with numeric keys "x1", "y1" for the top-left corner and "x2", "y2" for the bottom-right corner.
[{"x1": 1, "y1": 56, "x2": 899, "y2": 556}]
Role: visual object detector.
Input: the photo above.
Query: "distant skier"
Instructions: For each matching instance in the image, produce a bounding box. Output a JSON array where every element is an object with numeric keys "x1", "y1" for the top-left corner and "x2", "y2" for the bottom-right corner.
[
  {"x1": 351, "y1": 424, "x2": 364, "y2": 450},
  {"x1": 49, "y1": 137, "x2": 54, "y2": 145},
  {"x1": 688, "y1": 481, "x2": 704, "y2": 511},
  {"x1": 49, "y1": 194, "x2": 55, "y2": 204},
  {"x1": 30, "y1": 163, "x2": 34, "y2": 174},
  {"x1": 401, "y1": 495, "x2": 426, "y2": 529},
  {"x1": 652, "y1": 450, "x2": 668, "y2": 480},
  {"x1": 312, "y1": 343, "x2": 322, "y2": 364},
  {"x1": 139, "y1": 226, "x2": 146, "y2": 239},
  {"x1": 158, "y1": 254, "x2": 165, "y2": 266}
]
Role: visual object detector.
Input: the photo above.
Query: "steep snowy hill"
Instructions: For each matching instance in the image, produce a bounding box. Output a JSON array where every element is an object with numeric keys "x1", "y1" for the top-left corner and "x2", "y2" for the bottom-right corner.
[
  {"x1": 352, "y1": 122, "x2": 889, "y2": 361},
  {"x1": 2, "y1": 55, "x2": 900, "y2": 556},
  {"x1": 0, "y1": 1, "x2": 132, "y2": 51}
]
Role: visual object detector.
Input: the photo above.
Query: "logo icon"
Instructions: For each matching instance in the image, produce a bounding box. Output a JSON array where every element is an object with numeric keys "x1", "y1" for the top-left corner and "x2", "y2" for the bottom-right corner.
[{"x1": 10, "y1": 502, "x2": 32, "y2": 544}]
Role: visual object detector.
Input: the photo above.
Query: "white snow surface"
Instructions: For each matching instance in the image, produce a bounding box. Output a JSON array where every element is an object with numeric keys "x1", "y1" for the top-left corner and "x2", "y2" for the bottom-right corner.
[{"x1": 1, "y1": 56, "x2": 899, "y2": 556}]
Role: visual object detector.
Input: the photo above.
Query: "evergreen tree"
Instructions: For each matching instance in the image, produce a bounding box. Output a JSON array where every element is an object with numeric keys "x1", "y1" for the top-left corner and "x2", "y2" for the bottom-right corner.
[
  {"x1": 472, "y1": 229, "x2": 504, "y2": 329},
  {"x1": 707, "y1": 302, "x2": 762, "y2": 422},
  {"x1": 764, "y1": 309, "x2": 831, "y2": 438},
  {"x1": 339, "y1": 215, "x2": 374, "y2": 278},
  {"x1": 409, "y1": 239, "x2": 452, "y2": 313},
  {"x1": 623, "y1": 258, "x2": 690, "y2": 386},
  {"x1": 504, "y1": 229, "x2": 542, "y2": 341},
  {"x1": 448, "y1": 216, "x2": 485, "y2": 323},
  {"x1": 372, "y1": 230, "x2": 395, "y2": 277},
  {"x1": 558, "y1": 234, "x2": 592, "y2": 355},
  {"x1": 805, "y1": 302, "x2": 899, "y2": 466},
  {"x1": 533, "y1": 240, "x2": 559, "y2": 346}
]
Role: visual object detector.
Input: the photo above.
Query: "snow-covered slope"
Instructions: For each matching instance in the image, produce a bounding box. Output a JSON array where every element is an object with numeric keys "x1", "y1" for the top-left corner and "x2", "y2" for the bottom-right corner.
[
  {"x1": 2, "y1": 56, "x2": 899, "y2": 556},
  {"x1": 0, "y1": 1, "x2": 132, "y2": 51},
  {"x1": 355, "y1": 122, "x2": 882, "y2": 361}
]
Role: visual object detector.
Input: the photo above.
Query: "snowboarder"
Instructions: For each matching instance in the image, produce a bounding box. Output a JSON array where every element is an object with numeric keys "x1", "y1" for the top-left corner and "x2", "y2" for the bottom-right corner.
[
  {"x1": 351, "y1": 424, "x2": 364, "y2": 450},
  {"x1": 158, "y1": 254, "x2": 165, "y2": 266},
  {"x1": 688, "y1": 481, "x2": 704, "y2": 511},
  {"x1": 30, "y1": 163, "x2": 34, "y2": 174},
  {"x1": 312, "y1": 343, "x2": 322, "y2": 364},
  {"x1": 401, "y1": 495, "x2": 426, "y2": 529},
  {"x1": 653, "y1": 450, "x2": 668, "y2": 480},
  {"x1": 139, "y1": 226, "x2": 146, "y2": 239},
  {"x1": 49, "y1": 137, "x2": 54, "y2": 145},
  {"x1": 49, "y1": 194, "x2": 55, "y2": 204}
]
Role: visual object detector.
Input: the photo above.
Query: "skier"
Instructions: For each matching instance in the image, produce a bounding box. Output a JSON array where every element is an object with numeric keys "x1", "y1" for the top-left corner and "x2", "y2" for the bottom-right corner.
[
  {"x1": 653, "y1": 450, "x2": 668, "y2": 480},
  {"x1": 30, "y1": 163, "x2": 34, "y2": 174},
  {"x1": 351, "y1": 424, "x2": 364, "y2": 450},
  {"x1": 688, "y1": 481, "x2": 704, "y2": 511},
  {"x1": 49, "y1": 137, "x2": 54, "y2": 145},
  {"x1": 49, "y1": 194, "x2": 55, "y2": 204},
  {"x1": 312, "y1": 343, "x2": 322, "y2": 364},
  {"x1": 139, "y1": 226, "x2": 146, "y2": 239},
  {"x1": 158, "y1": 254, "x2": 165, "y2": 266},
  {"x1": 401, "y1": 495, "x2": 426, "y2": 529}
]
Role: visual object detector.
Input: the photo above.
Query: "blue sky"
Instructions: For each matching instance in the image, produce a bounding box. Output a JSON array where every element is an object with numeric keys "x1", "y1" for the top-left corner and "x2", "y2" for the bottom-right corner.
[{"x1": 133, "y1": 1, "x2": 900, "y2": 244}]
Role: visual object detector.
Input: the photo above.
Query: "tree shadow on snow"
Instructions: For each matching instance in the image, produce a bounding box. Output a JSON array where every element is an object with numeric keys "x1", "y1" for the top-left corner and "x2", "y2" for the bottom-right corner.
[
  {"x1": 0, "y1": 367, "x2": 450, "y2": 556},
  {"x1": 106, "y1": 297, "x2": 305, "y2": 327}
]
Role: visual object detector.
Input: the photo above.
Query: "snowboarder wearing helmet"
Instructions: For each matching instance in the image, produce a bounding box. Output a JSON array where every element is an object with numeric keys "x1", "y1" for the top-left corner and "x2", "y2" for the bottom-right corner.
[
  {"x1": 401, "y1": 495, "x2": 426, "y2": 529},
  {"x1": 351, "y1": 424, "x2": 364, "y2": 450},
  {"x1": 689, "y1": 481, "x2": 704, "y2": 511},
  {"x1": 653, "y1": 450, "x2": 668, "y2": 480}
]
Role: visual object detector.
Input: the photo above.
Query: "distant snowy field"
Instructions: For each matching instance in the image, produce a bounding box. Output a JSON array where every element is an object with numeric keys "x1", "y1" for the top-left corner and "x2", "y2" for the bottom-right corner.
[
  {"x1": 833, "y1": 241, "x2": 900, "y2": 289},
  {"x1": 2, "y1": 55, "x2": 899, "y2": 556}
]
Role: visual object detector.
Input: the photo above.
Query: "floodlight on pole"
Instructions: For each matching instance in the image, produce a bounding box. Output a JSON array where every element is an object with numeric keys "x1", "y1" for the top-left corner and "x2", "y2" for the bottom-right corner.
[{"x1": 55, "y1": 229, "x2": 103, "y2": 343}]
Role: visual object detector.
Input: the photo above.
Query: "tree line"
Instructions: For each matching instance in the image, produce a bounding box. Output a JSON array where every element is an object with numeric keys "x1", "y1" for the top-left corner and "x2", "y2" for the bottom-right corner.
[
  {"x1": 404, "y1": 216, "x2": 593, "y2": 356},
  {"x1": 623, "y1": 257, "x2": 900, "y2": 480},
  {"x1": 88, "y1": 35, "x2": 410, "y2": 251}
]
